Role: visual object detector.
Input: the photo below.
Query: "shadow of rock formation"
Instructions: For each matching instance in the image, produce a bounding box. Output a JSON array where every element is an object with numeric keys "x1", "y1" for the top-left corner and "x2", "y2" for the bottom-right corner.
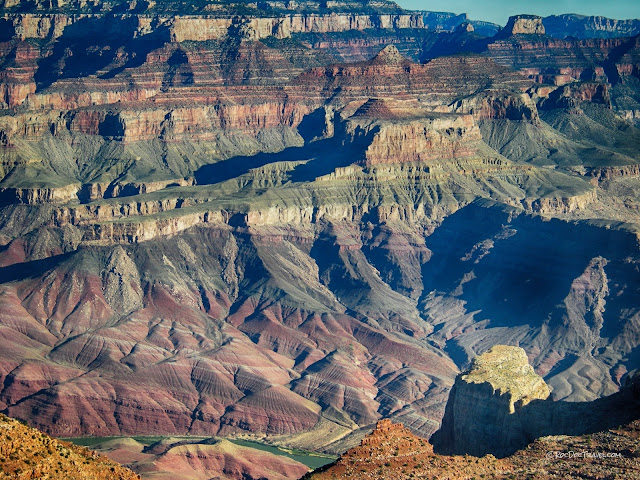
[{"x1": 432, "y1": 345, "x2": 640, "y2": 458}]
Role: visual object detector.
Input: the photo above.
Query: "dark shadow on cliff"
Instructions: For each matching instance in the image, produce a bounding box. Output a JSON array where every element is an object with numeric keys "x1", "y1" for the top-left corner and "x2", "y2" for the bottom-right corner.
[
  {"x1": 0, "y1": 252, "x2": 74, "y2": 283},
  {"x1": 34, "y1": 17, "x2": 170, "y2": 89},
  {"x1": 432, "y1": 372, "x2": 640, "y2": 458},
  {"x1": 0, "y1": 19, "x2": 14, "y2": 42},
  {"x1": 602, "y1": 34, "x2": 640, "y2": 86},
  {"x1": 421, "y1": 204, "x2": 639, "y2": 330},
  {"x1": 194, "y1": 137, "x2": 369, "y2": 186},
  {"x1": 195, "y1": 106, "x2": 378, "y2": 186},
  {"x1": 420, "y1": 32, "x2": 489, "y2": 62},
  {"x1": 289, "y1": 119, "x2": 379, "y2": 182}
]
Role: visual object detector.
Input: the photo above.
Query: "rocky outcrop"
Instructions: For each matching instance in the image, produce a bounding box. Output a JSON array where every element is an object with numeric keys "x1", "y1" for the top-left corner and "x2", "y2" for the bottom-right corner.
[
  {"x1": 0, "y1": 413, "x2": 139, "y2": 480},
  {"x1": 307, "y1": 416, "x2": 640, "y2": 479},
  {"x1": 589, "y1": 164, "x2": 640, "y2": 182},
  {"x1": 460, "y1": 346, "x2": 551, "y2": 411},
  {"x1": 435, "y1": 345, "x2": 640, "y2": 457},
  {"x1": 341, "y1": 99, "x2": 483, "y2": 166},
  {"x1": 0, "y1": 40, "x2": 39, "y2": 108},
  {"x1": 502, "y1": 15, "x2": 546, "y2": 36},
  {"x1": 539, "y1": 81, "x2": 611, "y2": 110},
  {"x1": 522, "y1": 189, "x2": 598, "y2": 215},
  {"x1": 79, "y1": 177, "x2": 195, "y2": 202},
  {"x1": 451, "y1": 92, "x2": 540, "y2": 121},
  {"x1": 0, "y1": 183, "x2": 80, "y2": 205},
  {"x1": 435, "y1": 346, "x2": 550, "y2": 457}
]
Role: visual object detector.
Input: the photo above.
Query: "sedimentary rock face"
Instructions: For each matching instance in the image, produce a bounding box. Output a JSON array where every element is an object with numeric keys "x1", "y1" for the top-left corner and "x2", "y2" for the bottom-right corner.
[
  {"x1": 435, "y1": 346, "x2": 640, "y2": 457},
  {"x1": 0, "y1": 3, "x2": 639, "y2": 477},
  {"x1": 504, "y1": 15, "x2": 546, "y2": 35}
]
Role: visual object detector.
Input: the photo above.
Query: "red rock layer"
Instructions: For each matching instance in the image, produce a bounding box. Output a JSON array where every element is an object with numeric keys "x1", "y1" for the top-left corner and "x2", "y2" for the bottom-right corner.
[
  {"x1": 306, "y1": 418, "x2": 640, "y2": 479},
  {"x1": 487, "y1": 35, "x2": 640, "y2": 84},
  {"x1": 0, "y1": 225, "x2": 459, "y2": 439}
]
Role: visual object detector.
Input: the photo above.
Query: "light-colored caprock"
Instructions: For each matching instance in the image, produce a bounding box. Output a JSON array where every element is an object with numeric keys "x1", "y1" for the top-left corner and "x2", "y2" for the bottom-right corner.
[{"x1": 462, "y1": 345, "x2": 550, "y2": 413}]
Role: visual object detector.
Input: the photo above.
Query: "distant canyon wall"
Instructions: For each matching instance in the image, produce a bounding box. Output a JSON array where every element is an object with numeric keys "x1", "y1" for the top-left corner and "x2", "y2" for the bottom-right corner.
[{"x1": 1, "y1": 11, "x2": 424, "y2": 42}]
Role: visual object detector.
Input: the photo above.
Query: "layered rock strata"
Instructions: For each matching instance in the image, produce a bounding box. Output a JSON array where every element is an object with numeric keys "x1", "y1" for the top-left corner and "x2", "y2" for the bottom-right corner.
[
  {"x1": 0, "y1": 11, "x2": 424, "y2": 44},
  {"x1": 487, "y1": 16, "x2": 640, "y2": 86},
  {"x1": 503, "y1": 15, "x2": 546, "y2": 36},
  {"x1": 0, "y1": 2, "x2": 639, "y2": 467},
  {"x1": 544, "y1": 14, "x2": 640, "y2": 39},
  {"x1": 435, "y1": 345, "x2": 640, "y2": 457}
]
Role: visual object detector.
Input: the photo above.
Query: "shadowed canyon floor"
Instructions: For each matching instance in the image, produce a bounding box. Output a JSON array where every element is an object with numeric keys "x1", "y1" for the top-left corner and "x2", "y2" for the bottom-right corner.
[{"x1": 0, "y1": 1, "x2": 640, "y2": 479}]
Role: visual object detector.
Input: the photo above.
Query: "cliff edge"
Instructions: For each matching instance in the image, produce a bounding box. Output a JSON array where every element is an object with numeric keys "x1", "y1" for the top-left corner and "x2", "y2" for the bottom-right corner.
[
  {"x1": 434, "y1": 345, "x2": 640, "y2": 457},
  {"x1": 502, "y1": 15, "x2": 546, "y2": 36},
  {"x1": 460, "y1": 345, "x2": 550, "y2": 413},
  {"x1": 307, "y1": 416, "x2": 640, "y2": 479}
]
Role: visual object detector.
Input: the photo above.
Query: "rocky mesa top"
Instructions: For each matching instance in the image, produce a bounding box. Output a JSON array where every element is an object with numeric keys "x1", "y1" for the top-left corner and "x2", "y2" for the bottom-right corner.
[{"x1": 462, "y1": 345, "x2": 551, "y2": 412}]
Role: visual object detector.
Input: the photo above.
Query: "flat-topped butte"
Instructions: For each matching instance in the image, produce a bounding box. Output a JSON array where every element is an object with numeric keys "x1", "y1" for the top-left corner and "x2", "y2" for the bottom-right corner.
[{"x1": 462, "y1": 345, "x2": 551, "y2": 413}]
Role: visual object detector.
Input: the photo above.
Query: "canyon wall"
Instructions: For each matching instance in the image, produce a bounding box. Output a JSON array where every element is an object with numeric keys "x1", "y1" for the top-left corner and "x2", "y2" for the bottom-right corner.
[
  {"x1": 1, "y1": 11, "x2": 424, "y2": 43},
  {"x1": 0, "y1": 2, "x2": 639, "y2": 465},
  {"x1": 435, "y1": 345, "x2": 640, "y2": 457}
]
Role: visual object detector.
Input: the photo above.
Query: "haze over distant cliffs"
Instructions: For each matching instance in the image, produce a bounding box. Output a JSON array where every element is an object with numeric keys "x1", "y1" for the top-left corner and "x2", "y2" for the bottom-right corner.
[{"x1": 0, "y1": 1, "x2": 639, "y2": 479}]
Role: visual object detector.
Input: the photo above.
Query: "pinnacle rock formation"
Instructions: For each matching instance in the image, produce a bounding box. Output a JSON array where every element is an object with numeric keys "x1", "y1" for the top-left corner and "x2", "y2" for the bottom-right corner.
[
  {"x1": 370, "y1": 45, "x2": 407, "y2": 64},
  {"x1": 435, "y1": 346, "x2": 640, "y2": 457}
]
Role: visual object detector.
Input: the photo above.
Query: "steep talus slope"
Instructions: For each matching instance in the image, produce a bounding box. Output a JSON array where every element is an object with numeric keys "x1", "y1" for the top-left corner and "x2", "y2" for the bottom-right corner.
[
  {"x1": 0, "y1": 218, "x2": 461, "y2": 443},
  {"x1": 0, "y1": 2, "x2": 639, "y2": 475}
]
